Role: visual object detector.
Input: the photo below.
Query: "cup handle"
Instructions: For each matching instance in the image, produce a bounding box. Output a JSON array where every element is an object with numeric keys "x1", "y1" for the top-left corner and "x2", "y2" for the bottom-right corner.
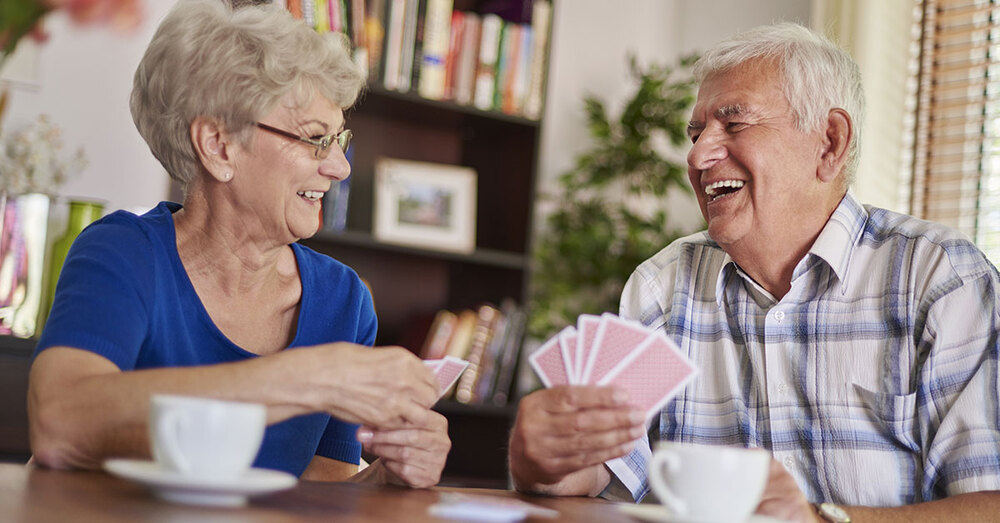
[
  {"x1": 156, "y1": 409, "x2": 191, "y2": 473},
  {"x1": 649, "y1": 451, "x2": 687, "y2": 517}
]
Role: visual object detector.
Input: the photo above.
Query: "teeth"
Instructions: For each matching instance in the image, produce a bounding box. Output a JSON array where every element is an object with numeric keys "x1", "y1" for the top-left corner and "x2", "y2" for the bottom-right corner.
[
  {"x1": 704, "y1": 180, "x2": 745, "y2": 198},
  {"x1": 298, "y1": 191, "x2": 324, "y2": 201}
]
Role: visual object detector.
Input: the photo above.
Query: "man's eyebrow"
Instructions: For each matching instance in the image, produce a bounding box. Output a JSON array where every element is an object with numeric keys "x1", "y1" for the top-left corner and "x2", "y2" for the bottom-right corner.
[{"x1": 716, "y1": 103, "x2": 749, "y2": 119}]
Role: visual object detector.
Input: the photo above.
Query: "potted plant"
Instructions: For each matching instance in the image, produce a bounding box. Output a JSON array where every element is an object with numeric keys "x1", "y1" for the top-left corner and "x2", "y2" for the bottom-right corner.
[{"x1": 528, "y1": 55, "x2": 701, "y2": 339}]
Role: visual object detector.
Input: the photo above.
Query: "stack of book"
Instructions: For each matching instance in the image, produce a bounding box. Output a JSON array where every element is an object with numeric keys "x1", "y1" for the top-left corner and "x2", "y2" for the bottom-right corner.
[
  {"x1": 279, "y1": 0, "x2": 552, "y2": 120},
  {"x1": 418, "y1": 299, "x2": 527, "y2": 406}
]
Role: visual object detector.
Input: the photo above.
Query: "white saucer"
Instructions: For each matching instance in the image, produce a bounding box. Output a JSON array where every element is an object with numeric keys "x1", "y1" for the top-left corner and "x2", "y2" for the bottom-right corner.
[
  {"x1": 616, "y1": 503, "x2": 789, "y2": 523},
  {"x1": 104, "y1": 458, "x2": 297, "y2": 507}
]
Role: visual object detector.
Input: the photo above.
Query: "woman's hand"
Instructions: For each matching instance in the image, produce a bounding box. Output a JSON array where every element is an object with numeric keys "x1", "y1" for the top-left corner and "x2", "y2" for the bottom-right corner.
[
  {"x1": 357, "y1": 410, "x2": 451, "y2": 488},
  {"x1": 289, "y1": 343, "x2": 439, "y2": 431}
]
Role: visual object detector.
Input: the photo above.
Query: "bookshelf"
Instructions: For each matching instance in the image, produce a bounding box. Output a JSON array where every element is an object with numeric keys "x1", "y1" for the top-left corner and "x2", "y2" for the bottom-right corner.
[
  {"x1": 0, "y1": 336, "x2": 33, "y2": 464},
  {"x1": 293, "y1": 0, "x2": 552, "y2": 488}
]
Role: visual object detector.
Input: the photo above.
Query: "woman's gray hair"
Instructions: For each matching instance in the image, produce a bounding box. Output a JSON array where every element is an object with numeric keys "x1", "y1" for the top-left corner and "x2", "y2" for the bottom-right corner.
[
  {"x1": 693, "y1": 22, "x2": 865, "y2": 186},
  {"x1": 130, "y1": 0, "x2": 364, "y2": 189}
]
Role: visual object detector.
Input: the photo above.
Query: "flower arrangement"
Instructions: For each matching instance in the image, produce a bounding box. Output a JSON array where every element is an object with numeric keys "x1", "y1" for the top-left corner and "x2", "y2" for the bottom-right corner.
[
  {"x1": 1, "y1": 0, "x2": 141, "y2": 65},
  {"x1": 0, "y1": 114, "x2": 86, "y2": 195}
]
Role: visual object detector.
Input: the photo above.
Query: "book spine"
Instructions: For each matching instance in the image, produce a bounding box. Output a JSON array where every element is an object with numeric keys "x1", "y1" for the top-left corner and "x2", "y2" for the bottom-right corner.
[
  {"x1": 454, "y1": 304, "x2": 499, "y2": 403},
  {"x1": 302, "y1": 0, "x2": 316, "y2": 28},
  {"x1": 409, "y1": 0, "x2": 428, "y2": 92},
  {"x1": 420, "y1": 309, "x2": 457, "y2": 360},
  {"x1": 287, "y1": 0, "x2": 303, "y2": 19},
  {"x1": 473, "y1": 14, "x2": 502, "y2": 111},
  {"x1": 524, "y1": 0, "x2": 551, "y2": 119},
  {"x1": 382, "y1": 0, "x2": 407, "y2": 90},
  {"x1": 454, "y1": 12, "x2": 480, "y2": 106},
  {"x1": 314, "y1": 0, "x2": 331, "y2": 32},
  {"x1": 397, "y1": 0, "x2": 420, "y2": 92},
  {"x1": 472, "y1": 305, "x2": 508, "y2": 402},
  {"x1": 416, "y1": 0, "x2": 454, "y2": 100},
  {"x1": 490, "y1": 305, "x2": 526, "y2": 405},
  {"x1": 365, "y1": 0, "x2": 387, "y2": 82},
  {"x1": 442, "y1": 10, "x2": 465, "y2": 101}
]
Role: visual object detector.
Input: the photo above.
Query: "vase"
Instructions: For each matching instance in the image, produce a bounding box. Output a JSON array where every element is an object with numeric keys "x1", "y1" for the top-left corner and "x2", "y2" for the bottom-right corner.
[
  {"x1": 42, "y1": 199, "x2": 104, "y2": 323},
  {"x1": 0, "y1": 191, "x2": 50, "y2": 338}
]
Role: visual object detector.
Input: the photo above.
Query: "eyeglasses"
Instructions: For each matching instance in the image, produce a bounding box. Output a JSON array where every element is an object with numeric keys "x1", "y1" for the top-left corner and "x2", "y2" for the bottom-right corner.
[{"x1": 254, "y1": 122, "x2": 353, "y2": 159}]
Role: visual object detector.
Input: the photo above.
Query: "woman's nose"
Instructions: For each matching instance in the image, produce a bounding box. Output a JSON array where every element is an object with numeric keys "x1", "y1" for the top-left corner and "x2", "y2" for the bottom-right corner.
[{"x1": 319, "y1": 149, "x2": 351, "y2": 181}]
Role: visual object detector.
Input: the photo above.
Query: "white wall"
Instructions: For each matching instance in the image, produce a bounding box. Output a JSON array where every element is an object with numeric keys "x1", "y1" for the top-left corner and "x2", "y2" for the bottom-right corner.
[{"x1": 2, "y1": 1, "x2": 177, "y2": 214}]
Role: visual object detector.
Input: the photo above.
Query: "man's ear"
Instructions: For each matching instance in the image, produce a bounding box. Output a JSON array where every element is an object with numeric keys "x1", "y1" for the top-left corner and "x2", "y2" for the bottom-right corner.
[
  {"x1": 817, "y1": 108, "x2": 852, "y2": 184},
  {"x1": 190, "y1": 117, "x2": 234, "y2": 183}
]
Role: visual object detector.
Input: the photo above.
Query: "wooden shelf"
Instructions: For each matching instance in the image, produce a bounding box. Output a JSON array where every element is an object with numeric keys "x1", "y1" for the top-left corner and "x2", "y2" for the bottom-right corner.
[
  {"x1": 358, "y1": 85, "x2": 542, "y2": 128},
  {"x1": 309, "y1": 229, "x2": 528, "y2": 270}
]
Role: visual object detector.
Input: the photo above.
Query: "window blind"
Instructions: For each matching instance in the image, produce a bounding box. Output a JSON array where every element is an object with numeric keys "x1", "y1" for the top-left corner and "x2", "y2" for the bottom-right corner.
[{"x1": 911, "y1": 0, "x2": 1000, "y2": 261}]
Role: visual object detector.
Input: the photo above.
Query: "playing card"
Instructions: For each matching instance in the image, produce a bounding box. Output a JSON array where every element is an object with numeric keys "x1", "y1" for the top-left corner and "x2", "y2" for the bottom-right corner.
[
  {"x1": 557, "y1": 326, "x2": 579, "y2": 384},
  {"x1": 528, "y1": 333, "x2": 571, "y2": 388},
  {"x1": 581, "y1": 314, "x2": 655, "y2": 384},
  {"x1": 597, "y1": 331, "x2": 696, "y2": 423},
  {"x1": 574, "y1": 314, "x2": 601, "y2": 383},
  {"x1": 425, "y1": 356, "x2": 469, "y2": 398}
]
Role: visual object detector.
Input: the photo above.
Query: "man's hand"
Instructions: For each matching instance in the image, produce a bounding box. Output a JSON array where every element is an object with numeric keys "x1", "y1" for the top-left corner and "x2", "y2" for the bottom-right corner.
[
  {"x1": 356, "y1": 410, "x2": 450, "y2": 489},
  {"x1": 508, "y1": 386, "x2": 645, "y2": 496},
  {"x1": 755, "y1": 459, "x2": 821, "y2": 523}
]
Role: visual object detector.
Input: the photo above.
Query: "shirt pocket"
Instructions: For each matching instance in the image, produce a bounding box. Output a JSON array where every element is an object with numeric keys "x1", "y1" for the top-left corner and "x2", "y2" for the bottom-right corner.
[{"x1": 850, "y1": 383, "x2": 920, "y2": 453}]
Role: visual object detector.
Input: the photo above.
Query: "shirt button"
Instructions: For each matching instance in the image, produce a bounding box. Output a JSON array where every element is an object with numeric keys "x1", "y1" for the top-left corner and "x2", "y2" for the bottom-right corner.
[
  {"x1": 774, "y1": 310, "x2": 785, "y2": 322},
  {"x1": 783, "y1": 456, "x2": 795, "y2": 468},
  {"x1": 777, "y1": 382, "x2": 789, "y2": 395}
]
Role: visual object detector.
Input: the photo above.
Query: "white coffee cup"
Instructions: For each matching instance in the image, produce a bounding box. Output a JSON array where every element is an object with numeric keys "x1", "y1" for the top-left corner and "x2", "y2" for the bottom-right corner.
[
  {"x1": 149, "y1": 394, "x2": 266, "y2": 480},
  {"x1": 648, "y1": 443, "x2": 771, "y2": 523}
]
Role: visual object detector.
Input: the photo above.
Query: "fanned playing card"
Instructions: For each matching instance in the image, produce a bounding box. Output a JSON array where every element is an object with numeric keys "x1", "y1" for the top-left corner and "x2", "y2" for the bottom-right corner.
[
  {"x1": 529, "y1": 314, "x2": 696, "y2": 423},
  {"x1": 424, "y1": 356, "x2": 469, "y2": 399},
  {"x1": 528, "y1": 333, "x2": 571, "y2": 387},
  {"x1": 581, "y1": 315, "x2": 655, "y2": 384},
  {"x1": 596, "y1": 331, "x2": 696, "y2": 423}
]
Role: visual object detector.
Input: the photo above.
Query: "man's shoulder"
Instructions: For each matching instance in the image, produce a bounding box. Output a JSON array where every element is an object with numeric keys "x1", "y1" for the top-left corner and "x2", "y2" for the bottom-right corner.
[
  {"x1": 863, "y1": 206, "x2": 996, "y2": 279},
  {"x1": 634, "y1": 230, "x2": 724, "y2": 278}
]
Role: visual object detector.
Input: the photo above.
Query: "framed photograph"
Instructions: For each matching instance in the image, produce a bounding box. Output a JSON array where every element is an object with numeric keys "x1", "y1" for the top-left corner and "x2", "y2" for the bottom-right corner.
[{"x1": 374, "y1": 158, "x2": 477, "y2": 254}]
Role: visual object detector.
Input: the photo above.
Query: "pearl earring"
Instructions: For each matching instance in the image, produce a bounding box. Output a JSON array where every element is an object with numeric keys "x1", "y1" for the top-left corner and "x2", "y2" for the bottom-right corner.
[{"x1": 223, "y1": 171, "x2": 232, "y2": 181}]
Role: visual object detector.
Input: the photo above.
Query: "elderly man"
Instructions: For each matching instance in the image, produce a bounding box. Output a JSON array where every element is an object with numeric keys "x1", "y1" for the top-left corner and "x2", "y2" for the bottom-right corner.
[{"x1": 509, "y1": 23, "x2": 1000, "y2": 522}]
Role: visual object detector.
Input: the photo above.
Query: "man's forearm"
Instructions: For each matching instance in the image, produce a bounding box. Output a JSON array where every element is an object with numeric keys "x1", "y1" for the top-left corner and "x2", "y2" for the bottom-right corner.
[
  {"x1": 840, "y1": 491, "x2": 1000, "y2": 522},
  {"x1": 511, "y1": 463, "x2": 611, "y2": 497}
]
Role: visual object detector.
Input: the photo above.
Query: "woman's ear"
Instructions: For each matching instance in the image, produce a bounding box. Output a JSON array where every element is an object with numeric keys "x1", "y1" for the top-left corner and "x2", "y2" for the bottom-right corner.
[
  {"x1": 190, "y1": 117, "x2": 234, "y2": 183},
  {"x1": 818, "y1": 108, "x2": 852, "y2": 184}
]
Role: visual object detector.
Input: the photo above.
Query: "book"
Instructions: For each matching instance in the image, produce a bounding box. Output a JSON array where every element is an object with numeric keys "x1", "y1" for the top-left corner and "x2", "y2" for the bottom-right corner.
[
  {"x1": 397, "y1": 0, "x2": 420, "y2": 92},
  {"x1": 493, "y1": 22, "x2": 518, "y2": 112},
  {"x1": 454, "y1": 303, "x2": 500, "y2": 403},
  {"x1": 420, "y1": 309, "x2": 457, "y2": 360},
  {"x1": 382, "y1": 0, "x2": 407, "y2": 90},
  {"x1": 500, "y1": 24, "x2": 527, "y2": 115},
  {"x1": 471, "y1": 299, "x2": 512, "y2": 402},
  {"x1": 314, "y1": 0, "x2": 331, "y2": 32},
  {"x1": 408, "y1": 0, "x2": 428, "y2": 91},
  {"x1": 524, "y1": 0, "x2": 551, "y2": 119},
  {"x1": 302, "y1": 0, "x2": 316, "y2": 28},
  {"x1": 349, "y1": 0, "x2": 368, "y2": 73},
  {"x1": 444, "y1": 308, "x2": 477, "y2": 361},
  {"x1": 416, "y1": 0, "x2": 454, "y2": 100},
  {"x1": 490, "y1": 303, "x2": 526, "y2": 406},
  {"x1": 321, "y1": 178, "x2": 351, "y2": 231},
  {"x1": 365, "y1": 0, "x2": 387, "y2": 82},
  {"x1": 287, "y1": 0, "x2": 303, "y2": 19},
  {"x1": 453, "y1": 11, "x2": 480, "y2": 106},
  {"x1": 442, "y1": 10, "x2": 465, "y2": 101},
  {"x1": 473, "y1": 14, "x2": 502, "y2": 111}
]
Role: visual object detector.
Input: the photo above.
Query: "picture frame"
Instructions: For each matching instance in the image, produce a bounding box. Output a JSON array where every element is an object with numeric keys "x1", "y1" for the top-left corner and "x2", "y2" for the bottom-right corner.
[{"x1": 373, "y1": 158, "x2": 477, "y2": 254}]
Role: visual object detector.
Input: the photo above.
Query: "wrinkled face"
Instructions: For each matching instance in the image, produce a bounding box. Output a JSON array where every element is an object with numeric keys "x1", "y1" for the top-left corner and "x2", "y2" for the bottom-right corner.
[
  {"x1": 234, "y1": 92, "x2": 350, "y2": 243},
  {"x1": 686, "y1": 62, "x2": 833, "y2": 252}
]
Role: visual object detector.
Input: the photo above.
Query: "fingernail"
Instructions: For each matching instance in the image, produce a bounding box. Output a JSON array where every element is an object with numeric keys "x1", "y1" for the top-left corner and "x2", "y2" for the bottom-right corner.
[
  {"x1": 356, "y1": 429, "x2": 373, "y2": 442},
  {"x1": 613, "y1": 389, "x2": 629, "y2": 404}
]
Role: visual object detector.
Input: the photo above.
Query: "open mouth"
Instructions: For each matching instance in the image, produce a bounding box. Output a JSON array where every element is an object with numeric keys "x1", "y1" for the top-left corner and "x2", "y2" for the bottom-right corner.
[
  {"x1": 298, "y1": 190, "x2": 324, "y2": 202},
  {"x1": 704, "y1": 180, "x2": 745, "y2": 202}
]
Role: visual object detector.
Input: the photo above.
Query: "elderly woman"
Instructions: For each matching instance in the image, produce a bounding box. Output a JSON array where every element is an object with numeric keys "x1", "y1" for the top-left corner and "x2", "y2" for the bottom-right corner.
[{"x1": 27, "y1": 0, "x2": 449, "y2": 488}]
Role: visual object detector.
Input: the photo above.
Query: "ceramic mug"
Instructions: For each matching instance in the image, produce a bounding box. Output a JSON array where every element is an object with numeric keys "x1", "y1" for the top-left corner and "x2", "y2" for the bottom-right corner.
[
  {"x1": 648, "y1": 443, "x2": 771, "y2": 523},
  {"x1": 149, "y1": 394, "x2": 266, "y2": 479}
]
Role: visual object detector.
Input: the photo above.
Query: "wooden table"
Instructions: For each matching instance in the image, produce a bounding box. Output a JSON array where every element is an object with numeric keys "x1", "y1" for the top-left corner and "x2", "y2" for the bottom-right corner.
[{"x1": 0, "y1": 463, "x2": 640, "y2": 522}]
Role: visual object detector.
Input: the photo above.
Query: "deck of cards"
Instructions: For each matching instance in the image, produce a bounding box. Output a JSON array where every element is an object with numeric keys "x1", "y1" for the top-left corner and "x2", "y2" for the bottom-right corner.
[
  {"x1": 424, "y1": 356, "x2": 470, "y2": 399},
  {"x1": 529, "y1": 313, "x2": 696, "y2": 423}
]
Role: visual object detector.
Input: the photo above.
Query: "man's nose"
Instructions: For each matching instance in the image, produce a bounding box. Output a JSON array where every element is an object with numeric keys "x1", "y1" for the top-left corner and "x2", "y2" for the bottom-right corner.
[{"x1": 687, "y1": 129, "x2": 728, "y2": 171}]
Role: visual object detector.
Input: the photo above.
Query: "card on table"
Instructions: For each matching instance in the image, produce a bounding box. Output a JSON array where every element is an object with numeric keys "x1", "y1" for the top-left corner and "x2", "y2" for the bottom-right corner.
[{"x1": 424, "y1": 356, "x2": 469, "y2": 399}]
